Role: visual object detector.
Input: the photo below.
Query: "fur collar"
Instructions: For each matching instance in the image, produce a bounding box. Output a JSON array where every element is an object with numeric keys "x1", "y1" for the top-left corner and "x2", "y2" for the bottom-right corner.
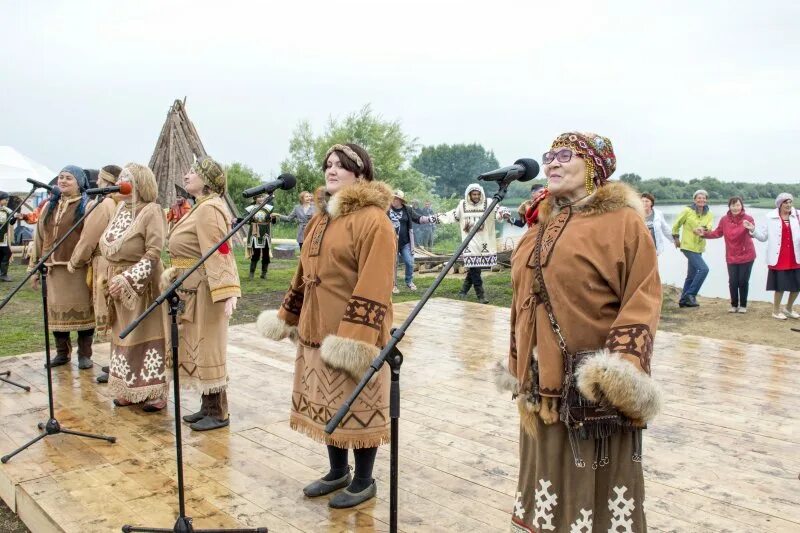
[
  {"x1": 327, "y1": 180, "x2": 393, "y2": 219},
  {"x1": 539, "y1": 181, "x2": 643, "y2": 223}
]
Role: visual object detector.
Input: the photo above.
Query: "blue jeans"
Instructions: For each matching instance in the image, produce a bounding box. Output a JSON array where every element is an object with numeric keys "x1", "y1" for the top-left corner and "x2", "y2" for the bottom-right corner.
[
  {"x1": 396, "y1": 243, "x2": 414, "y2": 286},
  {"x1": 681, "y1": 250, "x2": 709, "y2": 299}
]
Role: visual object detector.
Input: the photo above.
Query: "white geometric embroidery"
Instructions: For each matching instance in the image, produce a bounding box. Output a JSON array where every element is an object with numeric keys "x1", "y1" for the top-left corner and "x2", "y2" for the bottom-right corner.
[
  {"x1": 105, "y1": 208, "x2": 133, "y2": 243},
  {"x1": 124, "y1": 258, "x2": 153, "y2": 292},
  {"x1": 140, "y1": 348, "x2": 163, "y2": 382},
  {"x1": 569, "y1": 508, "x2": 592, "y2": 533},
  {"x1": 513, "y1": 491, "x2": 526, "y2": 520},
  {"x1": 608, "y1": 486, "x2": 635, "y2": 533},
  {"x1": 533, "y1": 479, "x2": 558, "y2": 531},
  {"x1": 110, "y1": 349, "x2": 135, "y2": 386}
]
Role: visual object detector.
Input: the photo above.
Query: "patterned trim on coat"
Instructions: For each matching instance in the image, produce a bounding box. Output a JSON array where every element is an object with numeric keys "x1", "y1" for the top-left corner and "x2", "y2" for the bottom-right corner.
[
  {"x1": 342, "y1": 296, "x2": 388, "y2": 331},
  {"x1": 538, "y1": 209, "x2": 571, "y2": 267},
  {"x1": 605, "y1": 324, "x2": 654, "y2": 374},
  {"x1": 308, "y1": 214, "x2": 329, "y2": 257},
  {"x1": 281, "y1": 288, "x2": 304, "y2": 317}
]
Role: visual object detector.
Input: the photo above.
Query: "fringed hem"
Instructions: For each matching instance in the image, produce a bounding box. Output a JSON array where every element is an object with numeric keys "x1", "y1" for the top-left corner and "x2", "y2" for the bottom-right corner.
[
  {"x1": 108, "y1": 377, "x2": 168, "y2": 403},
  {"x1": 166, "y1": 372, "x2": 228, "y2": 395},
  {"x1": 49, "y1": 321, "x2": 96, "y2": 333},
  {"x1": 289, "y1": 415, "x2": 390, "y2": 449},
  {"x1": 117, "y1": 275, "x2": 139, "y2": 311}
]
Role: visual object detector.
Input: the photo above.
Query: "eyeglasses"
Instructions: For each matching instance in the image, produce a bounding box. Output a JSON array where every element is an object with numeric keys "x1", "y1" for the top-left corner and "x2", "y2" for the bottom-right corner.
[{"x1": 542, "y1": 148, "x2": 584, "y2": 165}]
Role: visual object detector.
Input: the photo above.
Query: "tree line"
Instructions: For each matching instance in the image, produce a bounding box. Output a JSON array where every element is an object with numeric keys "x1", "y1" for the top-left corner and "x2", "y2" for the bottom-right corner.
[{"x1": 225, "y1": 106, "x2": 797, "y2": 214}]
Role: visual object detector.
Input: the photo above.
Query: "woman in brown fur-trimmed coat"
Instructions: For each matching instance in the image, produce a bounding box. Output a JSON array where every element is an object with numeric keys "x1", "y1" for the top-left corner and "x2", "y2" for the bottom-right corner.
[
  {"x1": 498, "y1": 132, "x2": 662, "y2": 532},
  {"x1": 259, "y1": 143, "x2": 396, "y2": 509}
]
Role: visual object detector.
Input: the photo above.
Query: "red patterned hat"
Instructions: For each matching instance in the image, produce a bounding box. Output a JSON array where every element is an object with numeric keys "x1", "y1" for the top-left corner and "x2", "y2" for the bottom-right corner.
[{"x1": 551, "y1": 132, "x2": 616, "y2": 187}]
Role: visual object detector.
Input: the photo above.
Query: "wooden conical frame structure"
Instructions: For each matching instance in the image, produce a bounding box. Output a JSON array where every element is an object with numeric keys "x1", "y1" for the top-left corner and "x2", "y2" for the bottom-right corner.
[{"x1": 149, "y1": 99, "x2": 239, "y2": 218}]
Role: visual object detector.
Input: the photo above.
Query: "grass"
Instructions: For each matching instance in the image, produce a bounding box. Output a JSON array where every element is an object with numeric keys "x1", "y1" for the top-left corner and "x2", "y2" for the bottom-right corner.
[{"x1": 0, "y1": 247, "x2": 510, "y2": 357}]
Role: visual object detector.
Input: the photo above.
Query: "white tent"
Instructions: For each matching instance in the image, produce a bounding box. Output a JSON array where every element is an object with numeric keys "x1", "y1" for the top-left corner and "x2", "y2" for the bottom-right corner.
[{"x1": 0, "y1": 146, "x2": 56, "y2": 193}]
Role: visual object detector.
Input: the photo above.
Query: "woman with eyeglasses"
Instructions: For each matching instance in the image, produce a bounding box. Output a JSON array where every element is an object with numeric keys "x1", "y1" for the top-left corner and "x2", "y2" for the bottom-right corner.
[
  {"x1": 747, "y1": 193, "x2": 800, "y2": 320},
  {"x1": 672, "y1": 190, "x2": 714, "y2": 307},
  {"x1": 498, "y1": 132, "x2": 661, "y2": 531}
]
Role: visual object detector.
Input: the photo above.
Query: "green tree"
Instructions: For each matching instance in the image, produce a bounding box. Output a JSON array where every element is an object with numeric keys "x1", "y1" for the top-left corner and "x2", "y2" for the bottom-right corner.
[
  {"x1": 619, "y1": 173, "x2": 643, "y2": 187},
  {"x1": 279, "y1": 105, "x2": 432, "y2": 213},
  {"x1": 411, "y1": 143, "x2": 500, "y2": 198},
  {"x1": 225, "y1": 162, "x2": 262, "y2": 213}
]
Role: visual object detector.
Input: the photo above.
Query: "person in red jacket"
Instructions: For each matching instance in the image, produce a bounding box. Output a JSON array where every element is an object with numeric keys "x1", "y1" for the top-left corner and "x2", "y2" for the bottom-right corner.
[{"x1": 698, "y1": 196, "x2": 756, "y2": 313}]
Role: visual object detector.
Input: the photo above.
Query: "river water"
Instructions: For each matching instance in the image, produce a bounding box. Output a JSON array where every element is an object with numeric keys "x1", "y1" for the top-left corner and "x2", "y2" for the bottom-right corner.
[{"x1": 499, "y1": 204, "x2": 775, "y2": 303}]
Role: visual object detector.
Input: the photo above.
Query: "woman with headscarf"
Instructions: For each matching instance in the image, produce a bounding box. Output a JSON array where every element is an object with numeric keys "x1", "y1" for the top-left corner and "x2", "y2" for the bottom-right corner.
[
  {"x1": 697, "y1": 196, "x2": 757, "y2": 313},
  {"x1": 69, "y1": 164, "x2": 123, "y2": 382},
  {"x1": 748, "y1": 193, "x2": 800, "y2": 320},
  {"x1": 672, "y1": 190, "x2": 714, "y2": 307},
  {"x1": 28, "y1": 166, "x2": 96, "y2": 369},
  {"x1": 258, "y1": 143, "x2": 395, "y2": 509},
  {"x1": 497, "y1": 132, "x2": 662, "y2": 532},
  {"x1": 100, "y1": 163, "x2": 168, "y2": 410},
  {"x1": 273, "y1": 190, "x2": 316, "y2": 250},
  {"x1": 164, "y1": 156, "x2": 241, "y2": 431}
]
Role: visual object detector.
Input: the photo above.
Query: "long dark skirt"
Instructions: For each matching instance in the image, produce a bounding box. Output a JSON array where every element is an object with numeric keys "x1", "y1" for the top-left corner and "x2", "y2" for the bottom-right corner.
[
  {"x1": 512, "y1": 416, "x2": 647, "y2": 532},
  {"x1": 767, "y1": 268, "x2": 800, "y2": 292}
]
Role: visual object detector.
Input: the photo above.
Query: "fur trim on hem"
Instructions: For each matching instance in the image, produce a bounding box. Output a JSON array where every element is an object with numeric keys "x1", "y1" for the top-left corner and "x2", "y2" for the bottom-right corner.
[
  {"x1": 326, "y1": 180, "x2": 393, "y2": 219},
  {"x1": 108, "y1": 378, "x2": 168, "y2": 403},
  {"x1": 320, "y1": 335, "x2": 378, "y2": 381},
  {"x1": 575, "y1": 349, "x2": 662, "y2": 423},
  {"x1": 494, "y1": 358, "x2": 518, "y2": 394},
  {"x1": 256, "y1": 309, "x2": 298, "y2": 343},
  {"x1": 517, "y1": 396, "x2": 540, "y2": 438},
  {"x1": 290, "y1": 415, "x2": 390, "y2": 449}
]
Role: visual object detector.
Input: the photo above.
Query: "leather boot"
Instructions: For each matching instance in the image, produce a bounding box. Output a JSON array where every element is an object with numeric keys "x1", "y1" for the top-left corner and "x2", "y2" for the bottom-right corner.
[
  {"x1": 46, "y1": 334, "x2": 71, "y2": 368},
  {"x1": 190, "y1": 391, "x2": 229, "y2": 431},
  {"x1": 260, "y1": 267, "x2": 267, "y2": 279},
  {"x1": 77, "y1": 334, "x2": 94, "y2": 369},
  {"x1": 182, "y1": 394, "x2": 209, "y2": 423},
  {"x1": 249, "y1": 259, "x2": 258, "y2": 280}
]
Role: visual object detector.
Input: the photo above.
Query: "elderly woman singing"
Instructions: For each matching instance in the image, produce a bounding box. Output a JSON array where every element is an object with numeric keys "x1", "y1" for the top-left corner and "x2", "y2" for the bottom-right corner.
[{"x1": 499, "y1": 132, "x2": 662, "y2": 532}]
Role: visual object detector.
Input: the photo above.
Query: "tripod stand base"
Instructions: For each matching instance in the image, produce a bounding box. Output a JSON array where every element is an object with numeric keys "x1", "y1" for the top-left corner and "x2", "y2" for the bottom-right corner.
[
  {"x1": 1, "y1": 417, "x2": 116, "y2": 463},
  {"x1": 0, "y1": 370, "x2": 31, "y2": 391},
  {"x1": 122, "y1": 515, "x2": 268, "y2": 532}
]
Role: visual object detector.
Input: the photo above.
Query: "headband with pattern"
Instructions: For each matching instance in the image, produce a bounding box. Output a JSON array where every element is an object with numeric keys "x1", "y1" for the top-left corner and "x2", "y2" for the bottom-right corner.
[{"x1": 325, "y1": 144, "x2": 364, "y2": 169}]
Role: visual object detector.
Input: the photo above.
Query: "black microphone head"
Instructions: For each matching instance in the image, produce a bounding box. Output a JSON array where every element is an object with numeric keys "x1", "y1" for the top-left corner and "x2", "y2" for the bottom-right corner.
[
  {"x1": 278, "y1": 173, "x2": 297, "y2": 190},
  {"x1": 514, "y1": 159, "x2": 540, "y2": 182}
]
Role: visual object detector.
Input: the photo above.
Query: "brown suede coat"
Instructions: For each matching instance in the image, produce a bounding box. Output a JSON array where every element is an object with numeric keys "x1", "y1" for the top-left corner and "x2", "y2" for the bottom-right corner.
[
  {"x1": 508, "y1": 182, "x2": 661, "y2": 398},
  {"x1": 278, "y1": 180, "x2": 396, "y2": 349}
]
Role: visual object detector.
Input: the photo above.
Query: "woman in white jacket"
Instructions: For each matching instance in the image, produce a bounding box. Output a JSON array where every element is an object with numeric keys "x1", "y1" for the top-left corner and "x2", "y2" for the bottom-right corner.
[
  {"x1": 641, "y1": 193, "x2": 673, "y2": 256},
  {"x1": 746, "y1": 193, "x2": 800, "y2": 320}
]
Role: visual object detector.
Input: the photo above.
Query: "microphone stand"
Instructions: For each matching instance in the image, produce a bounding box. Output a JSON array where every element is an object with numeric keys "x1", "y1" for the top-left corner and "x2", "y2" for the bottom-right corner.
[
  {"x1": 119, "y1": 194, "x2": 274, "y2": 533},
  {"x1": 324, "y1": 179, "x2": 514, "y2": 533},
  {"x1": 1, "y1": 196, "x2": 117, "y2": 463}
]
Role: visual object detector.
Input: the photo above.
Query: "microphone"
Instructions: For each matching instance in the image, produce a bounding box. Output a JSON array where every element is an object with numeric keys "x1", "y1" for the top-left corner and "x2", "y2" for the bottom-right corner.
[
  {"x1": 242, "y1": 174, "x2": 297, "y2": 198},
  {"x1": 26, "y1": 178, "x2": 54, "y2": 192},
  {"x1": 478, "y1": 158, "x2": 540, "y2": 183},
  {"x1": 85, "y1": 182, "x2": 133, "y2": 196}
]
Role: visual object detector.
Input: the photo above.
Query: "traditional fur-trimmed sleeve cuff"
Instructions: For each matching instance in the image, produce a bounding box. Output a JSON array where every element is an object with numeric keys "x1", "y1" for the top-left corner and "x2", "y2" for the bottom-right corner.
[
  {"x1": 575, "y1": 349, "x2": 662, "y2": 424},
  {"x1": 320, "y1": 335, "x2": 379, "y2": 382},
  {"x1": 256, "y1": 309, "x2": 298, "y2": 344}
]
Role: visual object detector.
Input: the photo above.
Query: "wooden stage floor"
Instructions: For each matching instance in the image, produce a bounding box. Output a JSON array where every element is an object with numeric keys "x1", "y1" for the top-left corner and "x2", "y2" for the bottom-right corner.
[{"x1": 0, "y1": 299, "x2": 798, "y2": 532}]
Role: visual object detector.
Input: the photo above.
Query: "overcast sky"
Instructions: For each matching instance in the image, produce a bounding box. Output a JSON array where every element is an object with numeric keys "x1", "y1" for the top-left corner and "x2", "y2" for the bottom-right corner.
[{"x1": 2, "y1": 0, "x2": 799, "y2": 183}]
